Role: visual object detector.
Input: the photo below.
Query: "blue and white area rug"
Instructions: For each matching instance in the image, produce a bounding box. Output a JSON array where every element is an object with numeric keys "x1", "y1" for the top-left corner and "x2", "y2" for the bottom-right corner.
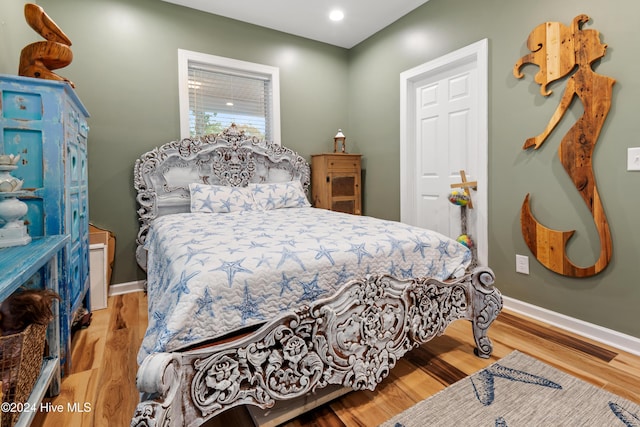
[{"x1": 380, "y1": 350, "x2": 640, "y2": 427}]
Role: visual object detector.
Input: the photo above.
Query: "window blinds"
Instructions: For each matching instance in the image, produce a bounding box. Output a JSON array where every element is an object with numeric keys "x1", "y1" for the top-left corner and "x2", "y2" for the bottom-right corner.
[{"x1": 188, "y1": 62, "x2": 273, "y2": 140}]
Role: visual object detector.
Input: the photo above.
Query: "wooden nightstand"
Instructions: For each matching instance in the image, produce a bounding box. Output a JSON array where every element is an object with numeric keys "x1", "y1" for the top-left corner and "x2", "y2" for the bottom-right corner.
[{"x1": 311, "y1": 153, "x2": 362, "y2": 215}]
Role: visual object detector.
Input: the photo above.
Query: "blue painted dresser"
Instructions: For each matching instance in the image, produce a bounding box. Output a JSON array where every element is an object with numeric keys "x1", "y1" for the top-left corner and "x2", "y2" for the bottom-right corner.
[{"x1": 0, "y1": 74, "x2": 90, "y2": 374}]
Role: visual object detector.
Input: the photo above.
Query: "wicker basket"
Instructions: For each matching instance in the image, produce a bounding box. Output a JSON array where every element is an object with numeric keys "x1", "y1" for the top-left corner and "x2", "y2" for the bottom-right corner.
[{"x1": 0, "y1": 323, "x2": 47, "y2": 427}]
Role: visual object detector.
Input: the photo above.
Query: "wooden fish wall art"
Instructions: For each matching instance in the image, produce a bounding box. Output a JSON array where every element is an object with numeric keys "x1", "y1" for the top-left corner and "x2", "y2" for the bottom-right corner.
[{"x1": 513, "y1": 14, "x2": 613, "y2": 277}]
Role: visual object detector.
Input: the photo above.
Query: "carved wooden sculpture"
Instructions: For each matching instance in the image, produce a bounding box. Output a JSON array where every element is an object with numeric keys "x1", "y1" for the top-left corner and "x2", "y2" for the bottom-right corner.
[
  {"x1": 19, "y1": 3, "x2": 74, "y2": 87},
  {"x1": 513, "y1": 15, "x2": 614, "y2": 277}
]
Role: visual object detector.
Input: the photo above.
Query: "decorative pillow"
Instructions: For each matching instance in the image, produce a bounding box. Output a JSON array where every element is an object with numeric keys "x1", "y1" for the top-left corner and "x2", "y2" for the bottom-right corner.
[
  {"x1": 189, "y1": 183, "x2": 256, "y2": 213},
  {"x1": 249, "y1": 181, "x2": 311, "y2": 210}
]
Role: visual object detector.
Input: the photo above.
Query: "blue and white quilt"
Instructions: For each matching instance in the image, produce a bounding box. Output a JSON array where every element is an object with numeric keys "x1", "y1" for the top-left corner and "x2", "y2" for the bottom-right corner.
[{"x1": 138, "y1": 207, "x2": 471, "y2": 363}]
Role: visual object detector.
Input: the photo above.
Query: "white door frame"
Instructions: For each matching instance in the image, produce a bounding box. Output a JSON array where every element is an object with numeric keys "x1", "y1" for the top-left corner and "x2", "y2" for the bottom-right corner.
[{"x1": 399, "y1": 38, "x2": 488, "y2": 266}]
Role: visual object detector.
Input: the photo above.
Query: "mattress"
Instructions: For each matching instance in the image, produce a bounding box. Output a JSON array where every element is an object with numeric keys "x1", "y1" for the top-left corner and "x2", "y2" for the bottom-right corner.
[{"x1": 138, "y1": 207, "x2": 471, "y2": 363}]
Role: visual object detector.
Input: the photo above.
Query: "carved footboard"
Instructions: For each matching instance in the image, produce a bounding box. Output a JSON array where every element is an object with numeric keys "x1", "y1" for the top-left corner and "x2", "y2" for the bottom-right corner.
[{"x1": 131, "y1": 267, "x2": 502, "y2": 427}]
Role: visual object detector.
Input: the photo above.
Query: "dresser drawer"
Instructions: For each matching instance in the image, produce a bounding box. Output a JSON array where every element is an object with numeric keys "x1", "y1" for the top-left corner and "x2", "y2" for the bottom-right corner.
[{"x1": 1, "y1": 89, "x2": 43, "y2": 120}]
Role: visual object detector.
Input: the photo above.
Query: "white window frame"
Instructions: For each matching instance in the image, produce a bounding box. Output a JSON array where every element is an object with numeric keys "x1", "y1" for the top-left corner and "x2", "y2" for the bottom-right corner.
[{"x1": 177, "y1": 49, "x2": 281, "y2": 144}]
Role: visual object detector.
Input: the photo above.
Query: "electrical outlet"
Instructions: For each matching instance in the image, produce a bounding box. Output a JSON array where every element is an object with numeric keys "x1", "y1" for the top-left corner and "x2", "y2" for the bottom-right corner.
[
  {"x1": 628, "y1": 147, "x2": 640, "y2": 171},
  {"x1": 516, "y1": 254, "x2": 529, "y2": 274}
]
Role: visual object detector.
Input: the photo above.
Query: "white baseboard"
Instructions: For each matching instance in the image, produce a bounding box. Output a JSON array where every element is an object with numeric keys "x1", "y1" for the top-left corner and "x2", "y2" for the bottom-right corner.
[
  {"x1": 503, "y1": 296, "x2": 640, "y2": 357},
  {"x1": 108, "y1": 280, "x2": 145, "y2": 296}
]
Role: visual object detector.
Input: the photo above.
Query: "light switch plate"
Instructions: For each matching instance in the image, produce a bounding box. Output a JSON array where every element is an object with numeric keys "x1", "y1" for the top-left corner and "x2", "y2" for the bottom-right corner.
[
  {"x1": 516, "y1": 254, "x2": 529, "y2": 274},
  {"x1": 628, "y1": 147, "x2": 640, "y2": 171}
]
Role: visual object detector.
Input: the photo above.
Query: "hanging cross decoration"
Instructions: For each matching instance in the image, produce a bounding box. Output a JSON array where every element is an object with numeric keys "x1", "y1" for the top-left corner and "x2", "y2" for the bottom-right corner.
[{"x1": 450, "y1": 170, "x2": 477, "y2": 209}]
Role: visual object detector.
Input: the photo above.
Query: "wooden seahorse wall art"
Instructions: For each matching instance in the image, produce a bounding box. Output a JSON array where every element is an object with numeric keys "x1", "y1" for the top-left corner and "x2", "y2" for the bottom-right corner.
[
  {"x1": 19, "y1": 3, "x2": 74, "y2": 87},
  {"x1": 513, "y1": 14, "x2": 613, "y2": 277}
]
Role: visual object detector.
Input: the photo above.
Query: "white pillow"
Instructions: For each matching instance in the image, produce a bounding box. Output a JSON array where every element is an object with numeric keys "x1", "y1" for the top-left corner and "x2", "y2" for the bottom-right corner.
[
  {"x1": 249, "y1": 181, "x2": 311, "y2": 210},
  {"x1": 189, "y1": 183, "x2": 256, "y2": 213}
]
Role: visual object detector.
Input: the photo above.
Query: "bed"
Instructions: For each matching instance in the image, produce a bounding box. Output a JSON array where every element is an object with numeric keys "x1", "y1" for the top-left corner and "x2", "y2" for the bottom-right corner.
[{"x1": 130, "y1": 125, "x2": 503, "y2": 426}]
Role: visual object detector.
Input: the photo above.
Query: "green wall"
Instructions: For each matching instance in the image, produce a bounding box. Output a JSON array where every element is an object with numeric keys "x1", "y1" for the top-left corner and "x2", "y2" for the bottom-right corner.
[
  {"x1": 1, "y1": 0, "x2": 349, "y2": 284},
  {"x1": 2, "y1": 0, "x2": 638, "y2": 339},
  {"x1": 0, "y1": 1, "x2": 32, "y2": 67},
  {"x1": 348, "y1": 0, "x2": 640, "y2": 339}
]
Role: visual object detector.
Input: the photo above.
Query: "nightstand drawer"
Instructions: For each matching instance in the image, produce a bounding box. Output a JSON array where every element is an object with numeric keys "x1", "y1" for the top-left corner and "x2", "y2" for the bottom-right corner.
[{"x1": 326, "y1": 156, "x2": 360, "y2": 171}]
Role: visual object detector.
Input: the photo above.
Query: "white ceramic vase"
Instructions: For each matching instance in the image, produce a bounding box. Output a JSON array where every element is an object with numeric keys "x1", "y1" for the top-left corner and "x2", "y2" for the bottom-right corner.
[
  {"x1": 0, "y1": 196, "x2": 29, "y2": 229},
  {"x1": 0, "y1": 164, "x2": 24, "y2": 193}
]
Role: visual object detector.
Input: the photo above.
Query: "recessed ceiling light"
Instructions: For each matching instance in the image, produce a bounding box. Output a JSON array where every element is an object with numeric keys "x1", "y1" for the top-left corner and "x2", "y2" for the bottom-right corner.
[{"x1": 329, "y1": 10, "x2": 344, "y2": 22}]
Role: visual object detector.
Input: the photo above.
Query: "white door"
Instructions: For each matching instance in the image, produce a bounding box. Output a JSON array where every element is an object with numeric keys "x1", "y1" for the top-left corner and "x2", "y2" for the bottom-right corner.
[{"x1": 400, "y1": 39, "x2": 488, "y2": 266}]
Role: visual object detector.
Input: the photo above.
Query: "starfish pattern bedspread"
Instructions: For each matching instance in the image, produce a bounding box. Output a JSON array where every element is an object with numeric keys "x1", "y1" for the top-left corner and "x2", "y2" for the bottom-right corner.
[{"x1": 138, "y1": 207, "x2": 471, "y2": 363}]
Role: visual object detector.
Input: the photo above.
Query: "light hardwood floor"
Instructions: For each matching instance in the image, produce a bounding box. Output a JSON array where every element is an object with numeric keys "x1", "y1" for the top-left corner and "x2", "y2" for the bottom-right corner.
[{"x1": 32, "y1": 292, "x2": 640, "y2": 427}]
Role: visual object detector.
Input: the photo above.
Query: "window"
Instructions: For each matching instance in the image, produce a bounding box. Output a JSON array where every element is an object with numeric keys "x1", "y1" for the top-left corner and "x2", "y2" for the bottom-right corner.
[{"x1": 178, "y1": 49, "x2": 281, "y2": 143}]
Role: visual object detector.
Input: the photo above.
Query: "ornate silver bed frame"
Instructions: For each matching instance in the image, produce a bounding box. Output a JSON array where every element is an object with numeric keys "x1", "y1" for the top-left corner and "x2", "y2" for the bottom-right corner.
[
  {"x1": 131, "y1": 125, "x2": 503, "y2": 426},
  {"x1": 134, "y1": 124, "x2": 310, "y2": 271}
]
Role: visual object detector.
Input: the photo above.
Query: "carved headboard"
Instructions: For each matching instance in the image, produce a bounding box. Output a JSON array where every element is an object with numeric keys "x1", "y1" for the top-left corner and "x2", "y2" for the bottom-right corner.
[{"x1": 133, "y1": 124, "x2": 310, "y2": 270}]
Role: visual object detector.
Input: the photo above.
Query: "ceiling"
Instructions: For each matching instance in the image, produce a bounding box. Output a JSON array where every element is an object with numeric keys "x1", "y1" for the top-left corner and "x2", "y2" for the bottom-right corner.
[{"x1": 160, "y1": 0, "x2": 431, "y2": 49}]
